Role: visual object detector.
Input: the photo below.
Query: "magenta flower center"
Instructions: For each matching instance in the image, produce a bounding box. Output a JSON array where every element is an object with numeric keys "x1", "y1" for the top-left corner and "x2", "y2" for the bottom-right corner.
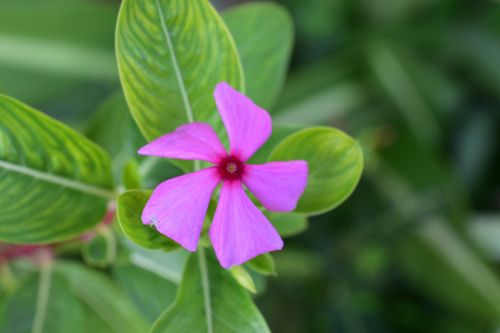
[{"x1": 218, "y1": 156, "x2": 244, "y2": 180}]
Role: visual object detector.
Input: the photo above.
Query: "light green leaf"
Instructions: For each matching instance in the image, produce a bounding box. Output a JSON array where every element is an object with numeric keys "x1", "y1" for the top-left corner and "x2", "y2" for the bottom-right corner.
[
  {"x1": 151, "y1": 249, "x2": 270, "y2": 333},
  {"x1": 55, "y1": 261, "x2": 149, "y2": 333},
  {"x1": 222, "y1": 3, "x2": 293, "y2": 110},
  {"x1": 230, "y1": 266, "x2": 256, "y2": 294},
  {"x1": 116, "y1": 0, "x2": 244, "y2": 141},
  {"x1": 269, "y1": 127, "x2": 364, "y2": 215},
  {"x1": 0, "y1": 94, "x2": 114, "y2": 243},
  {"x1": 122, "y1": 160, "x2": 142, "y2": 190},
  {"x1": 246, "y1": 253, "x2": 276, "y2": 276},
  {"x1": 268, "y1": 212, "x2": 308, "y2": 237},
  {"x1": 117, "y1": 190, "x2": 179, "y2": 251}
]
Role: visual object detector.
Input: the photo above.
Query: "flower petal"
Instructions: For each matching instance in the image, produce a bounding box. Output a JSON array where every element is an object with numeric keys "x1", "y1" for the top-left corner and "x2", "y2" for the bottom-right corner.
[
  {"x1": 142, "y1": 168, "x2": 221, "y2": 251},
  {"x1": 209, "y1": 181, "x2": 283, "y2": 268},
  {"x1": 243, "y1": 161, "x2": 308, "y2": 212},
  {"x1": 138, "y1": 122, "x2": 227, "y2": 163},
  {"x1": 214, "y1": 82, "x2": 272, "y2": 161}
]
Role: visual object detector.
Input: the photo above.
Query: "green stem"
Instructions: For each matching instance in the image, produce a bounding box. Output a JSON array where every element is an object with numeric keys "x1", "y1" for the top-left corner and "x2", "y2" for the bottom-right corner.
[
  {"x1": 197, "y1": 247, "x2": 214, "y2": 333},
  {"x1": 32, "y1": 252, "x2": 53, "y2": 333}
]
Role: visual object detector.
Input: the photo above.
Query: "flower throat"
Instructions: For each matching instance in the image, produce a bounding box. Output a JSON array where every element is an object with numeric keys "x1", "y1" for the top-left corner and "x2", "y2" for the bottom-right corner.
[{"x1": 218, "y1": 156, "x2": 244, "y2": 181}]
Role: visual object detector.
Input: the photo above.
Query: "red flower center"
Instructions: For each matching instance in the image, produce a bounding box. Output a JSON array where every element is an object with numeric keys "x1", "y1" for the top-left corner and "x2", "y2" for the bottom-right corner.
[{"x1": 218, "y1": 156, "x2": 244, "y2": 181}]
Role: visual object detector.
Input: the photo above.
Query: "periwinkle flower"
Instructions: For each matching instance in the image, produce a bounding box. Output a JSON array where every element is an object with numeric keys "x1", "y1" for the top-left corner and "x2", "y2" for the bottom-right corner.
[{"x1": 138, "y1": 82, "x2": 308, "y2": 268}]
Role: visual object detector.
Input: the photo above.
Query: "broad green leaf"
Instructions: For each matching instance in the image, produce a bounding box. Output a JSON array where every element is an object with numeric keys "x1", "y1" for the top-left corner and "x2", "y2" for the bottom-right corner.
[
  {"x1": 82, "y1": 228, "x2": 117, "y2": 268},
  {"x1": 55, "y1": 261, "x2": 148, "y2": 333},
  {"x1": 269, "y1": 127, "x2": 363, "y2": 215},
  {"x1": 246, "y1": 253, "x2": 276, "y2": 276},
  {"x1": 222, "y1": 3, "x2": 293, "y2": 110},
  {"x1": 113, "y1": 263, "x2": 177, "y2": 324},
  {"x1": 0, "y1": 263, "x2": 84, "y2": 333},
  {"x1": 117, "y1": 190, "x2": 179, "y2": 251},
  {"x1": 230, "y1": 266, "x2": 256, "y2": 293},
  {"x1": 116, "y1": 0, "x2": 244, "y2": 141},
  {"x1": 0, "y1": 94, "x2": 114, "y2": 243},
  {"x1": 151, "y1": 249, "x2": 270, "y2": 333},
  {"x1": 122, "y1": 159, "x2": 142, "y2": 190},
  {"x1": 268, "y1": 212, "x2": 308, "y2": 237}
]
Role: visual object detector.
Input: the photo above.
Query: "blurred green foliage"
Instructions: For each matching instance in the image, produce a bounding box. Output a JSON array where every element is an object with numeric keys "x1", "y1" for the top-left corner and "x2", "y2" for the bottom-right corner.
[{"x1": 0, "y1": 0, "x2": 499, "y2": 332}]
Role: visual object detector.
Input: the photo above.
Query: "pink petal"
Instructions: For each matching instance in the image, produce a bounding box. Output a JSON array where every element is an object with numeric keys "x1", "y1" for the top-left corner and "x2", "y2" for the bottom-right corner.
[
  {"x1": 214, "y1": 82, "x2": 272, "y2": 161},
  {"x1": 142, "y1": 168, "x2": 221, "y2": 251},
  {"x1": 243, "y1": 161, "x2": 308, "y2": 212},
  {"x1": 209, "y1": 181, "x2": 283, "y2": 268},
  {"x1": 138, "y1": 122, "x2": 227, "y2": 163}
]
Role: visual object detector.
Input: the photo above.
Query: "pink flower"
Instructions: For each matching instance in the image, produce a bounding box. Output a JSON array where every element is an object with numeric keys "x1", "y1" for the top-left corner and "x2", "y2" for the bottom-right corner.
[{"x1": 138, "y1": 82, "x2": 308, "y2": 268}]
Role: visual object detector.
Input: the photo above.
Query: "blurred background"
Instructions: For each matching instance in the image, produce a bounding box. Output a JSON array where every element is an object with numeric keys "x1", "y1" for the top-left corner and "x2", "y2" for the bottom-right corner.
[{"x1": 1, "y1": 0, "x2": 500, "y2": 332}]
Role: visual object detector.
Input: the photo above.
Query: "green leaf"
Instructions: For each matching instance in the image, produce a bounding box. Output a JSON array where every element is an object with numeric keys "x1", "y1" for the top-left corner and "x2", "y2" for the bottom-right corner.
[
  {"x1": 222, "y1": 3, "x2": 293, "y2": 110},
  {"x1": 113, "y1": 263, "x2": 177, "y2": 324},
  {"x1": 0, "y1": 263, "x2": 84, "y2": 333},
  {"x1": 269, "y1": 127, "x2": 364, "y2": 215},
  {"x1": 82, "y1": 228, "x2": 117, "y2": 268},
  {"x1": 55, "y1": 261, "x2": 149, "y2": 333},
  {"x1": 122, "y1": 160, "x2": 142, "y2": 190},
  {"x1": 0, "y1": 94, "x2": 114, "y2": 243},
  {"x1": 151, "y1": 249, "x2": 270, "y2": 333},
  {"x1": 116, "y1": 0, "x2": 244, "y2": 141},
  {"x1": 117, "y1": 190, "x2": 179, "y2": 251},
  {"x1": 268, "y1": 212, "x2": 308, "y2": 237},
  {"x1": 246, "y1": 253, "x2": 276, "y2": 276},
  {"x1": 230, "y1": 266, "x2": 256, "y2": 294}
]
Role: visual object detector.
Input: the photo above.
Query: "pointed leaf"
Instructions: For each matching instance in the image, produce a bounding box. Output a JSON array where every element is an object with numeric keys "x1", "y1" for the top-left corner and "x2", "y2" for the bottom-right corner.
[
  {"x1": 116, "y1": 0, "x2": 244, "y2": 141},
  {"x1": 151, "y1": 250, "x2": 270, "y2": 333}
]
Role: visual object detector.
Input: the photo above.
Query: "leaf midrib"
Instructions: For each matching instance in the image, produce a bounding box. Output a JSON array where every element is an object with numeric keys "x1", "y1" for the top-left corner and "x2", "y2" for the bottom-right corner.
[
  {"x1": 153, "y1": 2, "x2": 212, "y2": 331},
  {"x1": 0, "y1": 159, "x2": 115, "y2": 200}
]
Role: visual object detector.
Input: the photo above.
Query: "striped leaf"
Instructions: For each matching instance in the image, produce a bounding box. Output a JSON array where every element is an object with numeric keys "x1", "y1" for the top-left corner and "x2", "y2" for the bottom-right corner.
[
  {"x1": 222, "y1": 3, "x2": 293, "y2": 110},
  {"x1": 0, "y1": 94, "x2": 114, "y2": 244},
  {"x1": 269, "y1": 127, "x2": 364, "y2": 215},
  {"x1": 116, "y1": 0, "x2": 244, "y2": 142}
]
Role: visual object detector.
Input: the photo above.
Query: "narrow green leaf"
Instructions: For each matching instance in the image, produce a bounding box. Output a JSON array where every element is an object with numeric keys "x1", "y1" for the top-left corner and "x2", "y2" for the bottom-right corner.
[
  {"x1": 0, "y1": 94, "x2": 114, "y2": 243},
  {"x1": 151, "y1": 249, "x2": 270, "y2": 333},
  {"x1": 116, "y1": 0, "x2": 244, "y2": 141},
  {"x1": 117, "y1": 190, "x2": 179, "y2": 252},
  {"x1": 246, "y1": 253, "x2": 276, "y2": 276},
  {"x1": 222, "y1": 3, "x2": 293, "y2": 110},
  {"x1": 269, "y1": 127, "x2": 364, "y2": 215}
]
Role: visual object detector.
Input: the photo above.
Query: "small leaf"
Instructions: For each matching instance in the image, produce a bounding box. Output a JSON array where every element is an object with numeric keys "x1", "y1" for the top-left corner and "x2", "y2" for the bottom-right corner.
[
  {"x1": 122, "y1": 159, "x2": 142, "y2": 190},
  {"x1": 230, "y1": 266, "x2": 257, "y2": 293},
  {"x1": 116, "y1": 0, "x2": 244, "y2": 141},
  {"x1": 0, "y1": 94, "x2": 114, "y2": 243},
  {"x1": 268, "y1": 212, "x2": 308, "y2": 237},
  {"x1": 246, "y1": 253, "x2": 276, "y2": 276},
  {"x1": 82, "y1": 227, "x2": 117, "y2": 268},
  {"x1": 117, "y1": 190, "x2": 179, "y2": 251},
  {"x1": 269, "y1": 127, "x2": 363, "y2": 215},
  {"x1": 222, "y1": 3, "x2": 293, "y2": 110},
  {"x1": 151, "y1": 249, "x2": 270, "y2": 333}
]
